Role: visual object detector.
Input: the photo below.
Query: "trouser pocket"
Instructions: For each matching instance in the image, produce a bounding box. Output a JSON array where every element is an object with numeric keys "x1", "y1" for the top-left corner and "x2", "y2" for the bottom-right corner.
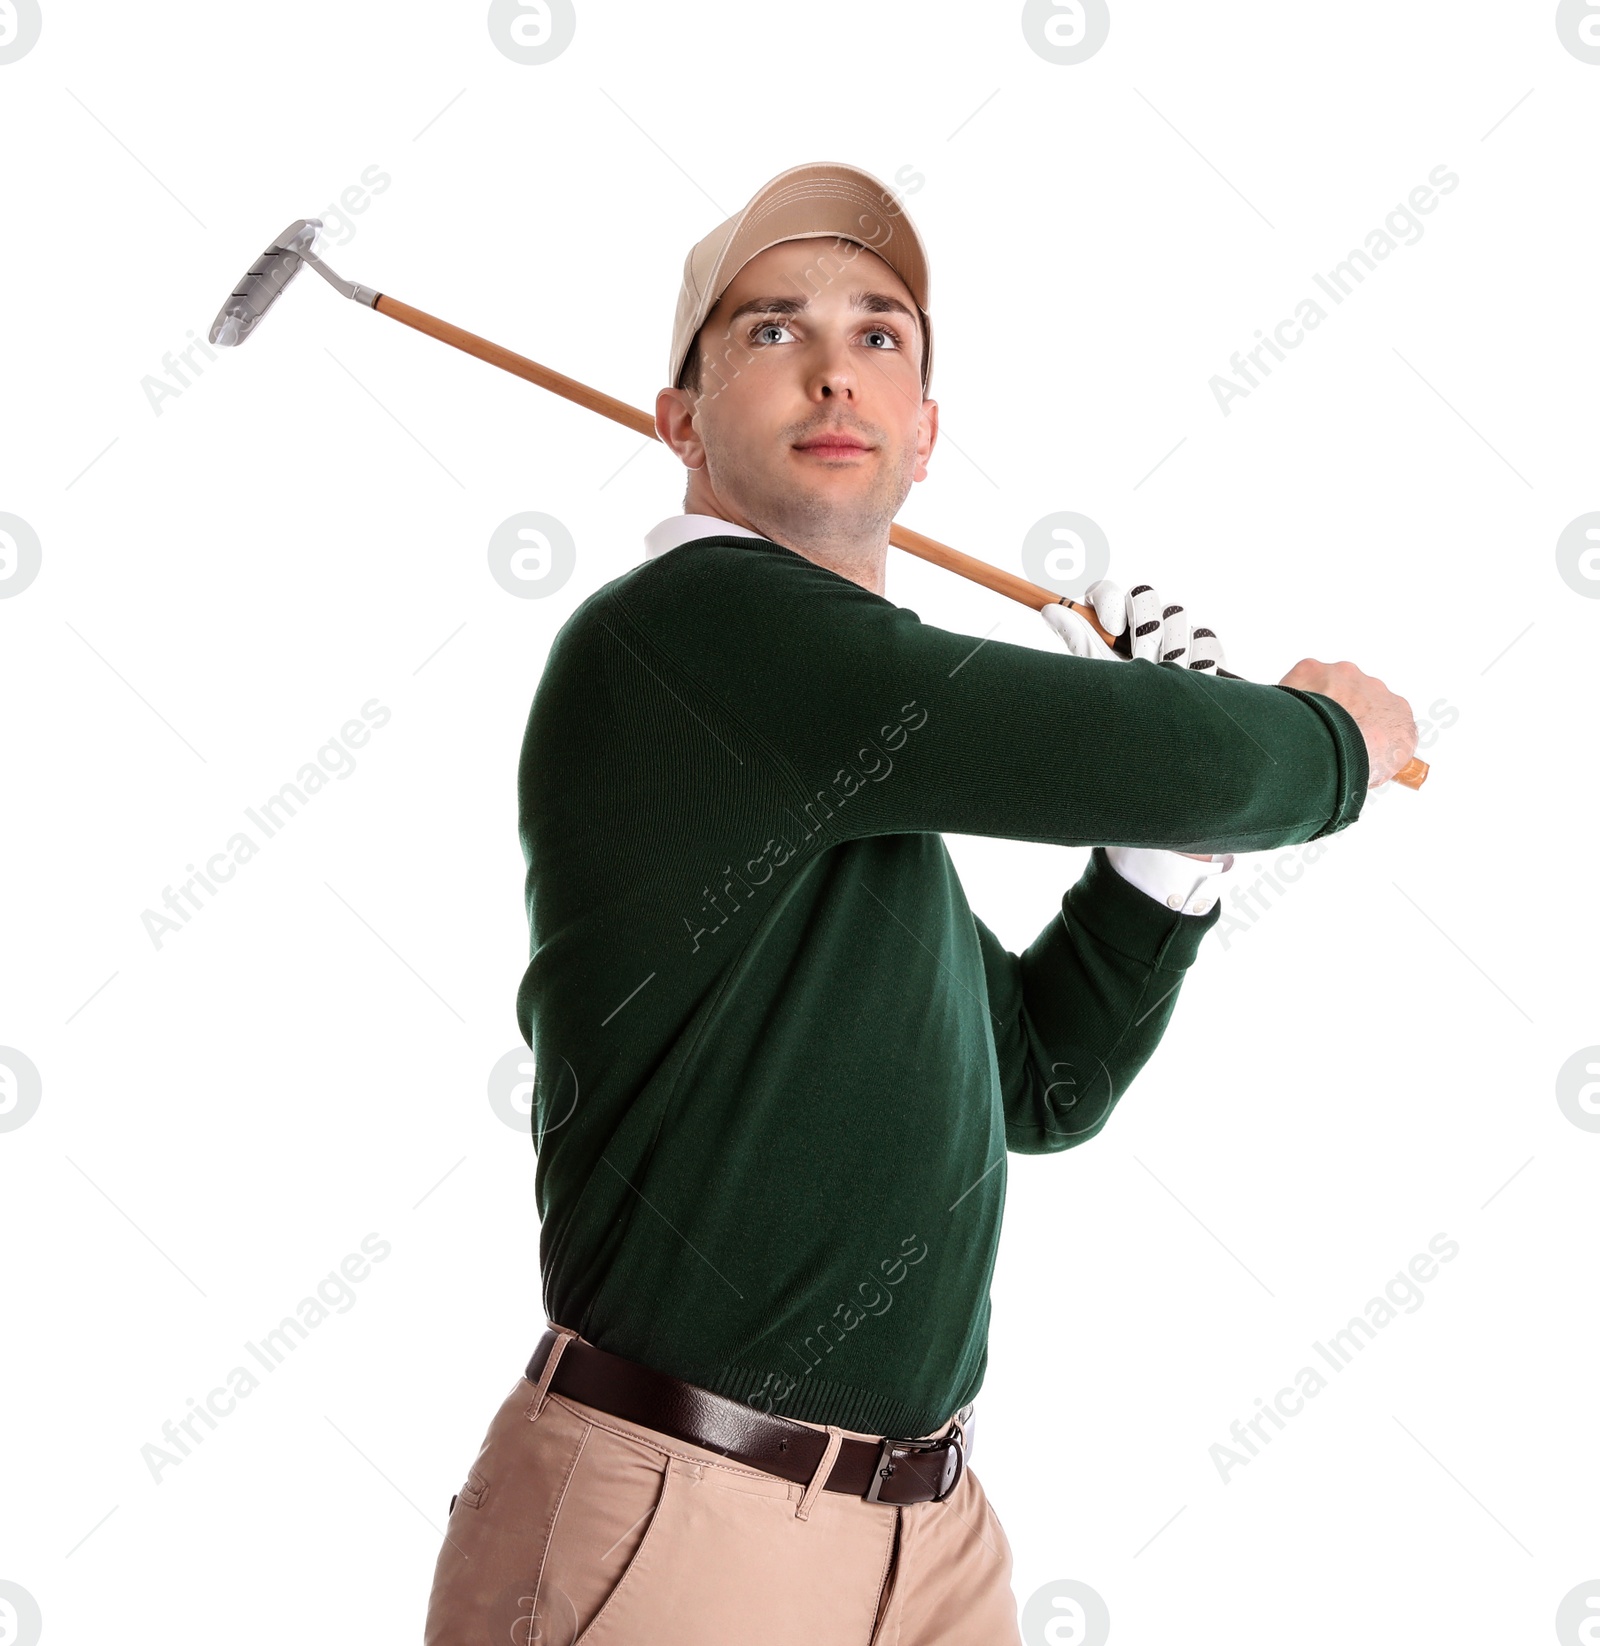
[
  {"x1": 568, "y1": 1446, "x2": 898, "y2": 1646},
  {"x1": 423, "y1": 1379, "x2": 601, "y2": 1646}
]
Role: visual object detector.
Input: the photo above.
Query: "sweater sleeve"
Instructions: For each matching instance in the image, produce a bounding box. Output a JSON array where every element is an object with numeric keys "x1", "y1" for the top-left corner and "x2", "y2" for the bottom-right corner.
[
  {"x1": 611, "y1": 538, "x2": 1369, "y2": 855},
  {"x1": 976, "y1": 847, "x2": 1219, "y2": 1154}
]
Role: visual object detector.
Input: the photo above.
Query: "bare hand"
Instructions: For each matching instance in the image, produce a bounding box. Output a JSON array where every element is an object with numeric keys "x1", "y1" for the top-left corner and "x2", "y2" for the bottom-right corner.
[{"x1": 1277, "y1": 658, "x2": 1418, "y2": 788}]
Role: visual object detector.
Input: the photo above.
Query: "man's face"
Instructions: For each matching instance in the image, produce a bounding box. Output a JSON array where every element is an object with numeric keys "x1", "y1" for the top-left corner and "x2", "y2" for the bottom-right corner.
[{"x1": 656, "y1": 237, "x2": 938, "y2": 551}]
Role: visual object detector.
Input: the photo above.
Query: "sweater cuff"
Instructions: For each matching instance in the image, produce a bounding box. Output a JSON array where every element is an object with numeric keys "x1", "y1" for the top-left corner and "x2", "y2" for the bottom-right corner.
[
  {"x1": 1277, "y1": 686, "x2": 1371, "y2": 838},
  {"x1": 1067, "y1": 846, "x2": 1222, "y2": 971}
]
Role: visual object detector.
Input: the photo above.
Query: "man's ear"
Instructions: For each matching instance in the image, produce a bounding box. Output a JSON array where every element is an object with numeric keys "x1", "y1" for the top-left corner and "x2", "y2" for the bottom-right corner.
[
  {"x1": 911, "y1": 398, "x2": 938, "y2": 484},
  {"x1": 655, "y1": 387, "x2": 705, "y2": 470}
]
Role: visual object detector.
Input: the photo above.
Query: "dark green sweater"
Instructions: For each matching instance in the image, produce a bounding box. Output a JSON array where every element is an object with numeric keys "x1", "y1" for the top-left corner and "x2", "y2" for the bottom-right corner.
[{"x1": 515, "y1": 534, "x2": 1368, "y2": 1437}]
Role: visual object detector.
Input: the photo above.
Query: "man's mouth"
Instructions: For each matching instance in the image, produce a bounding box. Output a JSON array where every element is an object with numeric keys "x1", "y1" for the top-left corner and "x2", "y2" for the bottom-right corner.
[{"x1": 794, "y1": 430, "x2": 873, "y2": 458}]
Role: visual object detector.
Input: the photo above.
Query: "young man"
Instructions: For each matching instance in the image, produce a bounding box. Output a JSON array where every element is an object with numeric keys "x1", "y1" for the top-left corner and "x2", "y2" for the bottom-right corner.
[{"x1": 424, "y1": 162, "x2": 1416, "y2": 1645}]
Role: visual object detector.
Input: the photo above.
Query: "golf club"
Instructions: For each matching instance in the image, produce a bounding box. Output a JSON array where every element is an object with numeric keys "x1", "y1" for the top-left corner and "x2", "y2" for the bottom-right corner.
[{"x1": 209, "y1": 218, "x2": 1429, "y2": 790}]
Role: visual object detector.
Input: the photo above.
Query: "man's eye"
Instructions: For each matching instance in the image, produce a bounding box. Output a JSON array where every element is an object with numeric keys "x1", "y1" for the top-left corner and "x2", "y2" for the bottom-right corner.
[
  {"x1": 751, "y1": 321, "x2": 794, "y2": 345},
  {"x1": 863, "y1": 328, "x2": 901, "y2": 349}
]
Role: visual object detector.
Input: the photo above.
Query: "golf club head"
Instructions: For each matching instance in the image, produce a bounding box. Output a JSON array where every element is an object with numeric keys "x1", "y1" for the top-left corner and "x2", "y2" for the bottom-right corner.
[{"x1": 209, "y1": 219, "x2": 323, "y2": 347}]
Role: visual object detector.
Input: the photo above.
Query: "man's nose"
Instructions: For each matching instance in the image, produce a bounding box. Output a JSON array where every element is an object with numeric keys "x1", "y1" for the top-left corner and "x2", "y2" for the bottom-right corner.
[{"x1": 808, "y1": 336, "x2": 855, "y2": 400}]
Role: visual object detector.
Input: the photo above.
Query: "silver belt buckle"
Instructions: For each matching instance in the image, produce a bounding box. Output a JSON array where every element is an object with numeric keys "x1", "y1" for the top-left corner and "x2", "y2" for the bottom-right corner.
[{"x1": 865, "y1": 1422, "x2": 967, "y2": 1504}]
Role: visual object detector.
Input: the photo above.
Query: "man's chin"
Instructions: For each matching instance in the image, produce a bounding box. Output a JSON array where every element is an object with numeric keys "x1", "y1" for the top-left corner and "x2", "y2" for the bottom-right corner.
[
  {"x1": 785, "y1": 454, "x2": 890, "y2": 502},
  {"x1": 769, "y1": 484, "x2": 899, "y2": 537}
]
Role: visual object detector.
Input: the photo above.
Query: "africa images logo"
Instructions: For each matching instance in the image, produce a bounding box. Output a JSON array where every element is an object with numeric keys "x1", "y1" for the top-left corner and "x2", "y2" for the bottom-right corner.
[
  {"x1": 0, "y1": 0, "x2": 43, "y2": 65},
  {"x1": 1209, "y1": 166, "x2": 1460, "y2": 417},
  {"x1": 1021, "y1": 0, "x2": 1111, "y2": 65},
  {"x1": 681, "y1": 700, "x2": 929, "y2": 953},
  {"x1": 1556, "y1": 0, "x2": 1600, "y2": 62},
  {"x1": 0, "y1": 513, "x2": 42, "y2": 598}
]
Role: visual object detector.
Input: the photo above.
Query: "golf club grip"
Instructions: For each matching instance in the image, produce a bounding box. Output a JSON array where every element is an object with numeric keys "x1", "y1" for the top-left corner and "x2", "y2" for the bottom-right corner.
[
  {"x1": 370, "y1": 294, "x2": 1427, "y2": 792},
  {"x1": 887, "y1": 527, "x2": 1428, "y2": 791}
]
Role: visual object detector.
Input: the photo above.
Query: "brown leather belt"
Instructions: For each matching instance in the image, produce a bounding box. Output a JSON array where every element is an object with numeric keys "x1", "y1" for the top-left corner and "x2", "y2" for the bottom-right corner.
[{"x1": 524, "y1": 1329, "x2": 969, "y2": 1506}]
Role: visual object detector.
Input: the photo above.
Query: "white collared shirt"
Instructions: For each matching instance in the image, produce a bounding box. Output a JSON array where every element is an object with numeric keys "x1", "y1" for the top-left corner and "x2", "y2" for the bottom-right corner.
[
  {"x1": 642, "y1": 512, "x2": 1235, "y2": 915},
  {"x1": 644, "y1": 513, "x2": 766, "y2": 558}
]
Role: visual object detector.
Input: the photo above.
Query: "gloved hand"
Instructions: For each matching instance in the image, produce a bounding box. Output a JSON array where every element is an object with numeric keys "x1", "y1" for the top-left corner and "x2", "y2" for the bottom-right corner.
[{"x1": 1040, "y1": 579, "x2": 1226, "y2": 673}]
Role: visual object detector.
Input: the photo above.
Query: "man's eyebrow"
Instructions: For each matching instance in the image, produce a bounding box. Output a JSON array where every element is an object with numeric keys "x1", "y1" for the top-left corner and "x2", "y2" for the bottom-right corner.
[{"x1": 720, "y1": 289, "x2": 918, "y2": 326}]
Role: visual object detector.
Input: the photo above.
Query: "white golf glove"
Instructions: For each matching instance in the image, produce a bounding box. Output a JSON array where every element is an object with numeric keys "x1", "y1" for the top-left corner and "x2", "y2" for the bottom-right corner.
[{"x1": 1040, "y1": 579, "x2": 1226, "y2": 673}]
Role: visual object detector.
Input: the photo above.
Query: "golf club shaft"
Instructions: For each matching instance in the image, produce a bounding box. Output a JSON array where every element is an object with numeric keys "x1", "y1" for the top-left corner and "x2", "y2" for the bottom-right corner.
[{"x1": 371, "y1": 293, "x2": 1428, "y2": 791}]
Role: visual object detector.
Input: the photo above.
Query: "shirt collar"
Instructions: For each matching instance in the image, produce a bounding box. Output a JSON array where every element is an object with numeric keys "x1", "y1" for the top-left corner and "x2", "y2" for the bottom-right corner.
[{"x1": 643, "y1": 512, "x2": 766, "y2": 559}]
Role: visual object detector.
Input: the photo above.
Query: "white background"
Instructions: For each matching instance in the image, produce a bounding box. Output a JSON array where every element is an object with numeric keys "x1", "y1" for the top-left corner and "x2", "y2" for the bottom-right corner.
[{"x1": 1, "y1": 3, "x2": 1596, "y2": 1642}]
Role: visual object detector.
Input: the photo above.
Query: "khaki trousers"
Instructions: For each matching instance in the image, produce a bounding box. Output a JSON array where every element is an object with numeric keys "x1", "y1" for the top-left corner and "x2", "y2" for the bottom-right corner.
[{"x1": 423, "y1": 1326, "x2": 1023, "y2": 1645}]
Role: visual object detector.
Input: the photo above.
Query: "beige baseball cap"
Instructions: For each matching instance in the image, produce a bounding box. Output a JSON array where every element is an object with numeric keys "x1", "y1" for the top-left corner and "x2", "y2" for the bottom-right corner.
[{"x1": 668, "y1": 161, "x2": 934, "y2": 397}]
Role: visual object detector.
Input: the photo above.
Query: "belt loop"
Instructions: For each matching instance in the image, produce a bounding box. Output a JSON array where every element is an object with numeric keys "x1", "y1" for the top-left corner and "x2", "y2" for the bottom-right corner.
[
  {"x1": 527, "y1": 1322, "x2": 578, "y2": 1422},
  {"x1": 795, "y1": 1425, "x2": 845, "y2": 1521}
]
